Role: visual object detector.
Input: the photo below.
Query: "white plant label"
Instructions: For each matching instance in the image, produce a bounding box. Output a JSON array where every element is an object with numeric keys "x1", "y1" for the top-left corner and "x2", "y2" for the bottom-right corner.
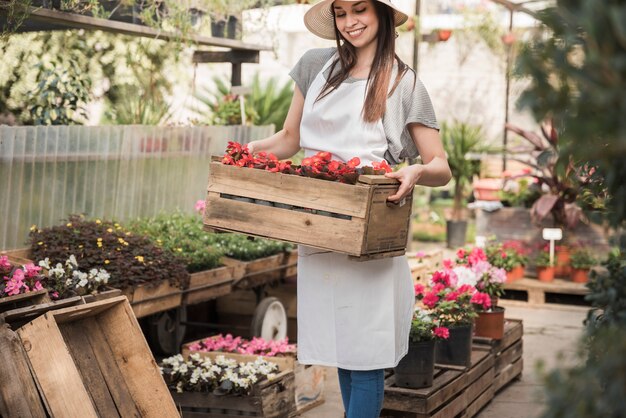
[{"x1": 543, "y1": 228, "x2": 563, "y2": 267}]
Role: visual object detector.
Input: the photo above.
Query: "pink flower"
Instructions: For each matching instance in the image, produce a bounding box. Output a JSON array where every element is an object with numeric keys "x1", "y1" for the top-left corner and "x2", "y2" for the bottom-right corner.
[
  {"x1": 194, "y1": 199, "x2": 206, "y2": 214},
  {"x1": 23, "y1": 263, "x2": 41, "y2": 278},
  {"x1": 468, "y1": 248, "x2": 487, "y2": 266},
  {"x1": 456, "y1": 248, "x2": 466, "y2": 259},
  {"x1": 415, "y1": 251, "x2": 426, "y2": 258},
  {"x1": 33, "y1": 281, "x2": 43, "y2": 291},
  {"x1": 422, "y1": 291, "x2": 440, "y2": 308},
  {"x1": 471, "y1": 260, "x2": 491, "y2": 276},
  {"x1": 432, "y1": 283, "x2": 445, "y2": 294},
  {"x1": 471, "y1": 292, "x2": 492, "y2": 310},
  {"x1": 51, "y1": 291, "x2": 59, "y2": 299},
  {"x1": 457, "y1": 284, "x2": 476, "y2": 295},
  {"x1": 432, "y1": 270, "x2": 453, "y2": 287},
  {"x1": 434, "y1": 327, "x2": 450, "y2": 339},
  {"x1": 442, "y1": 259, "x2": 454, "y2": 269},
  {"x1": 414, "y1": 283, "x2": 425, "y2": 296},
  {"x1": 0, "y1": 256, "x2": 11, "y2": 271},
  {"x1": 445, "y1": 290, "x2": 459, "y2": 301}
]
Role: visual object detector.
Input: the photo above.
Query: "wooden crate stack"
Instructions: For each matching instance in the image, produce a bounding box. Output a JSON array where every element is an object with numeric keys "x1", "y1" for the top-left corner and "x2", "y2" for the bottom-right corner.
[{"x1": 382, "y1": 319, "x2": 524, "y2": 418}]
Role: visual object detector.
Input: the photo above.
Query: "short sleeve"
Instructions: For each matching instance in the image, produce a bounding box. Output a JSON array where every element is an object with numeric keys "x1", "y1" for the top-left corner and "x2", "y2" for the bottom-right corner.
[
  {"x1": 289, "y1": 48, "x2": 336, "y2": 98},
  {"x1": 383, "y1": 70, "x2": 439, "y2": 164}
]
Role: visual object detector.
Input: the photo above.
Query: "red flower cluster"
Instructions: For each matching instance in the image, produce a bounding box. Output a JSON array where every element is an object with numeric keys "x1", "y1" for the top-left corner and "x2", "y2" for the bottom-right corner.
[
  {"x1": 221, "y1": 142, "x2": 393, "y2": 184},
  {"x1": 456, "y1": 247, "x2": 488, "y2": 266}
]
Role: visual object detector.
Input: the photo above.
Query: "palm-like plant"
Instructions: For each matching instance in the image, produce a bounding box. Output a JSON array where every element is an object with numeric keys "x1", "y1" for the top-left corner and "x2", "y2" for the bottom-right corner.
[{"x1": 441, "y1": 122, "x2": 485, "y2": 221}]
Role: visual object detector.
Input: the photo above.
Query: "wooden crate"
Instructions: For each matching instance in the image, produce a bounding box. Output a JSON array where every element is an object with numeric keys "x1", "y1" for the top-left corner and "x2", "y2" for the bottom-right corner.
[
  {"x1": 0, "y1": 247, "x2": 33, "y2": 266},
  {"x1": 0, "y1": 289, "x2": 51, "y2": 315},
  {"x1": 473, "y1": 319, "x2": 524, "y2": 393},
  {"x1": 0, "y1": 296, "x2": 84, "y2": 329},
  {"x1": 282, "y1": 249, "x2": 298, "y2": 279},
  {"x1": 184, "y1": 265, "x2": 234, "y2": 305},
  {"x1": 122, "y1": 279, "x2": 182, "y2": 318},
  {"x1": 182, "y1": 340, "x2": 325, "y2": 415},
  {"x1": 382, "y1": 349, "x2": 495, "y2": 418},
  {"x1": 17, "y1": 296, "x2": 178, "y2": 418},
  {"x1": 0, "y1": 324, "x2": 47, "y2": 418},
  {"x1": 171, "y1": 369, "x2": 295, "y2": 418},
  {"x1": 204, "y1": 161, "x2": 413, "y2": 260}
]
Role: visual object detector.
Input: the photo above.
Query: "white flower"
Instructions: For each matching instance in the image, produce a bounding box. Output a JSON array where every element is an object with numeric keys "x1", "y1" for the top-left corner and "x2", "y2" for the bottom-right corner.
[
  {"x1": 453, "y1": 266, "x2": 479, "y2": 287},
  {"x1": 38, "y1": 258, "x2": 50, "y2": 269},
  {"x1": 66, "y1": 255, "x2": 78, "y2": 269}
]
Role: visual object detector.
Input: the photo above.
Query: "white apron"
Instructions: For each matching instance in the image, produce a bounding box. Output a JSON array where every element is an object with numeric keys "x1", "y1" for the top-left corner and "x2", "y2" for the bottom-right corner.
[{"x1": 296, "y1": 55, "x2": 414, "y2": 370}]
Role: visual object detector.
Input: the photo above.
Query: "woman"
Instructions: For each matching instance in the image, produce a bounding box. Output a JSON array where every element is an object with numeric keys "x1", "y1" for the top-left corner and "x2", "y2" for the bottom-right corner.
[{"x1": 248, "y1": 1, "x2": 451, "y2": 416}]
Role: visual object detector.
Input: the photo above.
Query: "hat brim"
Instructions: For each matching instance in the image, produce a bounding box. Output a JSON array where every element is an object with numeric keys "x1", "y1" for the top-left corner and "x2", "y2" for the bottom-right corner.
[{"x1": 304, "y1": 0, "x2": 409, "y2": 40}]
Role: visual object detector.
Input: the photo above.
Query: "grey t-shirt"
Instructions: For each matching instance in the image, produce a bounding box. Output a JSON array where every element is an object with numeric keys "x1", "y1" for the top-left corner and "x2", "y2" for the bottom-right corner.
[{"x1": 289, "y1": 47, "x2": 439, "y2": 164}]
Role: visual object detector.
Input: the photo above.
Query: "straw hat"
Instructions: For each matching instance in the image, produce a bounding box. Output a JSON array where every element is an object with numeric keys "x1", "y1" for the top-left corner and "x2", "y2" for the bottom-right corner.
[{"x1": 304, "y1": 0, "x2": 409, "y2": 40}]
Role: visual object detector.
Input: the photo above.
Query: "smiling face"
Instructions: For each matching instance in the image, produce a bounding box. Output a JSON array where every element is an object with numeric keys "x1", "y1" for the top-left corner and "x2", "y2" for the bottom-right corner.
[{"x1": 333, "y1": 0, "x2": 379, "y2": 49}]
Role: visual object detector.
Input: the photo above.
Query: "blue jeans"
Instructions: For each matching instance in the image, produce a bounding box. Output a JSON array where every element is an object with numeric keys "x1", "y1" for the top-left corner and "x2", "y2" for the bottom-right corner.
[{"x1": 337, "y1": 368, "x2": 385, "y2": 418}]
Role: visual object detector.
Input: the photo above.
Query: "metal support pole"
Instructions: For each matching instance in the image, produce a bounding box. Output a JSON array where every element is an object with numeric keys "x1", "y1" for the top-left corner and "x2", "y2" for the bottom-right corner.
[
  {"x1": 502, "y1": 8, "x2": 514, "y2": 172},
  {"x1": 412, "y1": 0, "x2": 421, "y2": 72}
]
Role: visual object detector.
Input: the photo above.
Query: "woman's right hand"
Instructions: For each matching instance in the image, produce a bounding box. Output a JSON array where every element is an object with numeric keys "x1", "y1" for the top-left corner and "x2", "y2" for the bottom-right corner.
[{"x1": 246, "y1": 141, "x2": 257, "y2": 154}]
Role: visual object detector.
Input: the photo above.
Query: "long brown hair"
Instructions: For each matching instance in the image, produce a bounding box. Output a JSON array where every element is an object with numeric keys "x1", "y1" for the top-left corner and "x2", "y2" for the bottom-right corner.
[{"x1": 316, "y1": 1, "x2": 411, "y2": 123}]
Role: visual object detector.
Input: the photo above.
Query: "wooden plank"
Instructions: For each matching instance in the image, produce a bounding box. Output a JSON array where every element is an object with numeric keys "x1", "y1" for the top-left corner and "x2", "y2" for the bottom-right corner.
[
  {"x1": 464, "y1": 366, "x2": 494, "y2": 411},
  {"x1": 0, "y1": 324, "x2": 46, "y2": 418},
  {"x1": 494, "y1": 358, "x2": 523, "y2": 393},
  {"x1": 504, "y1": 278, "x2": 589, "y2": 295},
  {"x1": 495, "y1": 339, "x2": 523, "y2": 375},
  {"x1": 208, "y1": 162, "x2": 371, "y2": 218},
  {"x1": 357, "y1": 175, "x2": 401, "y2": 185},
  {"x1": 25, "y1": 7, "x2": 271, "y2": 51},
  {"x1": 184, "y1": 266, "x2": 234, "y2": 305},
  {"x1": 205, "y1": 194, "x2": 367, "y2": 256},
  {"x1": 222, "y1": 257, "x2": 247, "y2": 281},
  {"x1": 17, "y1": 313, "x2": 99, "y2": 417},
  {"x1": 96, "y1": 298, "x2": 180, "y2": 416},
  {"x1": 131, "y1": 280, "x2": 182, "y2": 318},
  {"x1": 83, "y1": 316, "x2": 142, "y2": 417},
  {"x1": 0, "y1": 289, "x2": 50, "y2": 313},
  {"x1": 0, "y1": 296, "x2": 84, "y2": 327},
  {"x1": 235, "y1": 253, "x2": 285, "y2": 289},
  {"x1": 363, "y1": 186, "x2": 412, "y2": 254},
  {"x1": 192, "y1": 50, "x2": 260, "y2": 64},
  {"x1": 462, "y1": 385, "x2": 495, "y2": 418},
  {"x1": 59, "y1": 321, "x2": 121, "y2": 418},
  {"x1": 466, "y1": 350, "x2": 494, "y2": 385},
  {"x1": 81, "y1": 288, "x2": 123, "y2": 304}
]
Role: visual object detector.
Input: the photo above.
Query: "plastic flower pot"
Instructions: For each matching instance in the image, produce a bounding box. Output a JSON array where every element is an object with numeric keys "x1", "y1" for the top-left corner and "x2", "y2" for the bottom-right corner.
[
  {"x1": 435, "y1": 323, "x2": 473, "y2": 367},
  {"x1": 446, "y1": 220, "x2": 467, "y2": 249},
  {"x1": 570, "y1": 268, "x2": 590, "y2": 283},
  {"x1": 393, "y1": 340, "x2": 435, "y2": 389},
  {"x1": 474, "y1": 307, "x2": 505, "y2": 340},
  {"x1": 505, "y1": 265, "x2": 525, "y2": 282},
  {"x1": 555, "y1": 246, "x2": 571, "y2": 277},
  {"x1": 536, "y1": 266, "x2": 555, "y2": 282}
]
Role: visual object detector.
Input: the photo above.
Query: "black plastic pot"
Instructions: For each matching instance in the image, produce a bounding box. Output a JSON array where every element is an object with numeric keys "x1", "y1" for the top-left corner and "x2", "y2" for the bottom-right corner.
[
  {"x1": 394, "y1": 340, "x2": 436, "y2": 389},
  {"x1": 446, "y1": 220, "x2": 467, "y2": 249},
  {"x1": 435, "y1": 323, "x2": 473, "y2": 367}
]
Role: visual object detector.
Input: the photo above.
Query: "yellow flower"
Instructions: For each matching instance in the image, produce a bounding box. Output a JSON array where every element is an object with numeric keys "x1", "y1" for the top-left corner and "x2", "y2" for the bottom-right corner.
[
  {"x1": 38, "y1": 241, "x2": 43, "y2": 245},
  {"x1": 66, "y1": 222, "x2": 72, "y2": 227},
  {"x1": 30, "y1": 225, "x2": 37, "y2": 231},
  {"x1": 118, "y1": 238, "x2": 125, "y2": 244},
  {"x1": 104, "y1": 260, "x2": 110, "y2": 264},
  {"x1": 107, "y1": 228, "x2": 113, "y2": 233},
  {"x1": 97, "y1": 238, "x2": 103, "y2": 242},
  {"x1": 95, "y1": 219, "x2": 101, "y2": 224},
  {"x1": 97, "y1": 242, "x2": 103, "y2": 248},
  {"x1": 125, "y1": 232, "x2": 131, "y2": 236},
  {"x1": 135, "y1": 255, "x2": 145, "y2": 263},
  {"x1": 114, "y1": 223, "x2": 120, "y2": 227},
  {"x1": 176, "y1": 248, "x2": 183, "y2": 252},
  {"x1": 79, "y1": 244, "x2": 83, "y2": 248},
  {"x1": 157, "y1": 239, "x2": 162, "y2": 244},
  {"x1": 123, "y1": 242, "x2": 129, "y2": 246}
]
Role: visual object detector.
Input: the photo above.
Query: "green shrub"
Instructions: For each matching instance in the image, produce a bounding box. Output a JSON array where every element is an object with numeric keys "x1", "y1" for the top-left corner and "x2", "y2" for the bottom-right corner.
[
  {"x1": 127, "y1": 212, "x2": 224, "y2": 273},
  {"x1": 207, "y1": 233, "x2": 292, "y2": 262},
  {"x1": 569, "y1": 248, "x2": 597, "y2": 270}
]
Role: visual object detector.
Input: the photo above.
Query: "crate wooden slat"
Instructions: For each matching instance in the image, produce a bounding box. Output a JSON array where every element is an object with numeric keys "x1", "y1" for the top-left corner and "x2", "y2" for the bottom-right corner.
[
  {"x1": 502, "y1": 278, "x2": 589, "y2": 305},
  {"x1": 473, "y1": 319, "x2": 524, "y2": 395},
  {"x1": 0, "y1": 289, "x2": 51, "y2": 315},
  {"x1": 0, "y1": 324, "x2": 47, "y2": 418},
  {"x1": 184, "y1": 266, "x2": 234, "y2": 305},
  {"x1": 0, "y1": 296, "x2": 84, "y2": 329},
  {"x1": 17, "y1": 296, "x2": 178, "y2": 417},
  {"x1": 204, "y1": 161, "x2": 412, "y2": 259},
  {"x1": 234, "y1": 253, "x2": 285, "y2": 290},
  {"x1": 282, "y1": 249, "x2": 298, "y2": 279},
  {"x1": 170, "y1": 369, "x2": 296, "y2": 418},
  {"x1": 123, "y1": 279, "x2": 182, "y2": 318},
  {"x1": 81, "y1": 288, "x2": 123, "y2": 304}
]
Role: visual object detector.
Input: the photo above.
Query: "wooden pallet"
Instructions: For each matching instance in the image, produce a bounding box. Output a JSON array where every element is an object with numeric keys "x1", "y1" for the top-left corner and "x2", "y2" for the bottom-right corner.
[
  {"x1": 170, "y1": 369, "x2": 296, "y2": 418},
  {"x1": 473, "y1": 319, "x2": 524, "y2": 395},
  {"x1": 502, "y1": 278, "x2": 589, "y2": 305},
  {"x1": 382, "y1": 349, "x2": 495, "y2": 418},
  {"x1": 17, "y1": 296, "x2": 178, "y2": 417}
]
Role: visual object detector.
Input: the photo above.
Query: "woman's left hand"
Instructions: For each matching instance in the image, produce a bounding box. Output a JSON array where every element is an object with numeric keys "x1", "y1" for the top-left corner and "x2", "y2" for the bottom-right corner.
[{"x1": 384, "y1": 164, "x2": 424, "y2": 203}]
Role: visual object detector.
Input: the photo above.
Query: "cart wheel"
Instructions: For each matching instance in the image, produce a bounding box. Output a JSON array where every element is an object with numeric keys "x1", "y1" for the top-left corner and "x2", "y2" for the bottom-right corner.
[
  {"x1": 250, "y1": 297, "x2": 287, "y2": 340},
  {"x1": 146, "y1": 307, "x2": 187, "y2": 355}
]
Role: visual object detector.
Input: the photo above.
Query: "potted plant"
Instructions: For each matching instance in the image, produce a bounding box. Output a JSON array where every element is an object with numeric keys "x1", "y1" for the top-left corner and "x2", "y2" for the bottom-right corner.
[
  {"x1": 486, "y1": 240, "x2": 528, "y2": 282},
  {"x1": 441, "y1": 122, "x2": 487, "y2": 249},
  {"x1": 534, "y1": 251, "x2": 555, "y2": 282},
  {"x1": 418, "y1": 269, "x2": 486, "y2": 367},
  {"x1": 0, "y1": 257, "x2": 47, "y2": 298},
  {"x1": 393, "y1": 307, "x2": 449, "y2": 389},
  {"x1": 470, "y1": 265, "x2": 507, "y2": 340},
  {"x1": 569, "y1": 248, "x2": 597, "y2": 283}
]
